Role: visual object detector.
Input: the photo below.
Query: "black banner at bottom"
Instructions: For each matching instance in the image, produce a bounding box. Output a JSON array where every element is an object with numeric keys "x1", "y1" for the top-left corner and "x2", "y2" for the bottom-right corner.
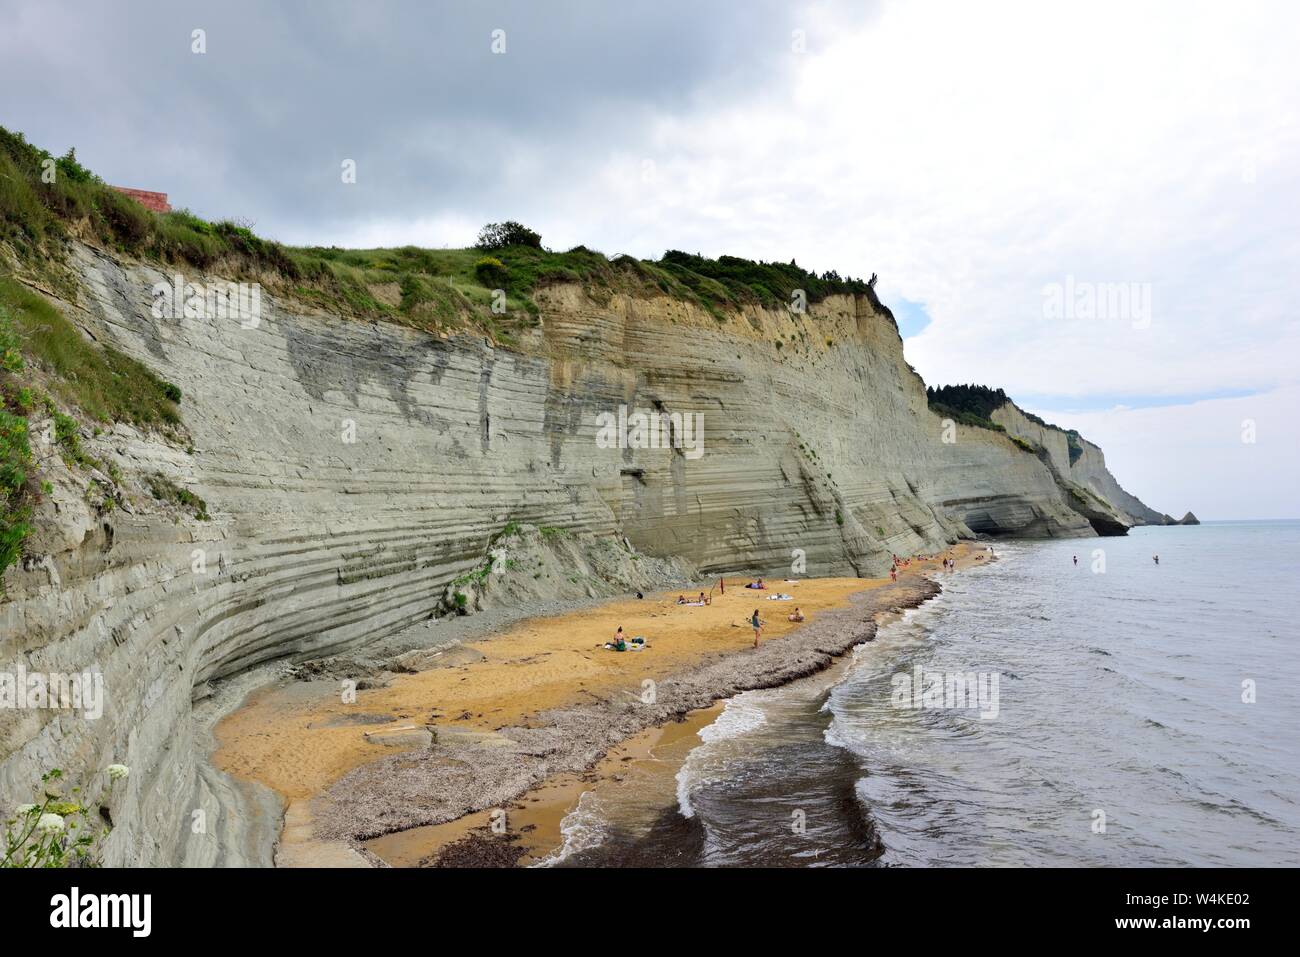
[{"x1": 0, "y1": 866, "x2": 1279, "y2": 943}]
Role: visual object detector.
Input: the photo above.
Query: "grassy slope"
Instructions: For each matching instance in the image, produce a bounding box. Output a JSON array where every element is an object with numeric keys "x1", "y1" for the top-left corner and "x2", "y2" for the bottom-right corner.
[
  {"x1": 1, "y1": 125, "x2": 885, "y2": 343},
  {"x1": 1, "y1": 129, "x2": 198, "y2": 584},
  {"x1": 0, "y1": 276, "x2": 189, "y2": 586}
]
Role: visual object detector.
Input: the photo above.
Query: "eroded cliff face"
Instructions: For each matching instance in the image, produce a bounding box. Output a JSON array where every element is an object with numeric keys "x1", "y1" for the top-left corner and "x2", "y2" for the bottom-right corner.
[
  {"x1": 1, "y1": 242, "x2": 1162, "y2": 864},
  {"x1": 991, "y1": 403, "x2": 1165, "y2": 533}
]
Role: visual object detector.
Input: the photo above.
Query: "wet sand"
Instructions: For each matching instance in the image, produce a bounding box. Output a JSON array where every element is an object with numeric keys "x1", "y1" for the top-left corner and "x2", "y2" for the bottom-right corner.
[
  {"x1": 366, "y1": 703, "x2": 725, "y2": 867},
  {"x1": 213, "y1": 544, "x2": 982, "y2": 865},
  {"x1": 214, "y1": 576, "x2": 884, "y2": 799}
]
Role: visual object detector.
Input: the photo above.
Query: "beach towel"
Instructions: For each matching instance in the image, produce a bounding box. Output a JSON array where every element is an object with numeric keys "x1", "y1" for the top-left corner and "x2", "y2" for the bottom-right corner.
[{"x1": 766, "y1": 593, "x2": 794, "y2": 601}]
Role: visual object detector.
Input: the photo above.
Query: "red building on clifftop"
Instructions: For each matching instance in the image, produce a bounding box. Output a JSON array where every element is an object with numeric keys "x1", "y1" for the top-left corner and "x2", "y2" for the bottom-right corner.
[{"x1": 110, "y1": 185, "x2": 171, "y2": 213}]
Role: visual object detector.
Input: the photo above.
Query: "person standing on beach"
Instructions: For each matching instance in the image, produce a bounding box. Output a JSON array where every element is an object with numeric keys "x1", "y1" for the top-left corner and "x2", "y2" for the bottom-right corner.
[
  {"x1": 751, "y1": 609, "x2": 763, "y2": 647},
  {"x1": 1073, "y1": 555, "x2": 1078, "y2": 566},
  {"x1": 1153, "y1": 554, "x2": 1160, "y2": 565}
]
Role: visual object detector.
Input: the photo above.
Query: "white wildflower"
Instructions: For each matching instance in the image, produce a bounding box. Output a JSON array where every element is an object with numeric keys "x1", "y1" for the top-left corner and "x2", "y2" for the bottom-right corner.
[
  {"x1": 36, "y1": 813, "x2": 65, "y2": 834},
  {"x1": 106, "y1": 764, "x2": 129, "y2": 782}
]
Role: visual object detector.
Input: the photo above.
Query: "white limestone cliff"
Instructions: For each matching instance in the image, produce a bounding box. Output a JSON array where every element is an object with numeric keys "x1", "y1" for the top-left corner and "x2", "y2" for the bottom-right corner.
[{"x1": 1, "y1": 241, "x2": 1169, "y2": 864}]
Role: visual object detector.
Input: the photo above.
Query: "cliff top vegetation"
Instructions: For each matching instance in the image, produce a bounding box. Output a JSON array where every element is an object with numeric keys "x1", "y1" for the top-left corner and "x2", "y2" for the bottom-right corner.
[{"x1": 0, "y1": 126, "x2": 888, "y2": 342}]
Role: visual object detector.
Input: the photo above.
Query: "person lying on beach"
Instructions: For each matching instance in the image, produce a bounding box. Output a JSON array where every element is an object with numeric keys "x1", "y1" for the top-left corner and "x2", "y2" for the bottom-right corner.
[
  {"x1": 788, "y1": 608, "x2": 805, "y2": 622},
  {"x1": 745, "y1": 578, "x2": 766, "y2": 589},
  {"x1": 676, "y1": 595, "x2": 687, "y2": 604}
]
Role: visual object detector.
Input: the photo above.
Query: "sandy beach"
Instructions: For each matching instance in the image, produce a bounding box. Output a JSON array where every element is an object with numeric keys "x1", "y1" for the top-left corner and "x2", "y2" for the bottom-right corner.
[{"x1": 212, "y1": 544, "x2": 986, "y2": 865}]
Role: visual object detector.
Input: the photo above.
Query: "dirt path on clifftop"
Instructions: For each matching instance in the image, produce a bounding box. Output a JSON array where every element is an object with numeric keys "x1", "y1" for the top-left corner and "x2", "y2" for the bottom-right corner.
[{"x1": 212, "y1": 546, "x2": 980, "y2": 864}]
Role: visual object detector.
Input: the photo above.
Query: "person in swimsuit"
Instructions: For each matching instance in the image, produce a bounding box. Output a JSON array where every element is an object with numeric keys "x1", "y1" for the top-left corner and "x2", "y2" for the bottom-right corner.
[{"x1": 751, "y1": 609, "x2": 763, "y2": 647}]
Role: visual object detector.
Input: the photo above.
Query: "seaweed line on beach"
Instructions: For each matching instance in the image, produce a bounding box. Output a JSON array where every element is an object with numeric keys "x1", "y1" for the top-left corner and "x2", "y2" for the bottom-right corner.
[{"x1": 309, "y1": 576, "x2": 943, "y2": 856}]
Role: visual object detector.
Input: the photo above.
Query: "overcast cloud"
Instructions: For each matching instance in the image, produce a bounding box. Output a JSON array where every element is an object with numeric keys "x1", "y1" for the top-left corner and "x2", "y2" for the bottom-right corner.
[{"x1": 2, "y1": 0, "x2": 1296, "y2": 518}]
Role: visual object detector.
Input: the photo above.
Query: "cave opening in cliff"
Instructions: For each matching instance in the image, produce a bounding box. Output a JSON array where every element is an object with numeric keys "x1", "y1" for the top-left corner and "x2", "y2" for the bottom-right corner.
[{"x1": 1087, "y1": 516, "x2": 1130, "y2": 536}]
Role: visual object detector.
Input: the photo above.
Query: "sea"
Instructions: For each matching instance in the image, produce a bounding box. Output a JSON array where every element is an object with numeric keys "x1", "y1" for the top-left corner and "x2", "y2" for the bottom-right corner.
[{"x1": 548, "y1": 521, "x2": 1300, "y2": 867}]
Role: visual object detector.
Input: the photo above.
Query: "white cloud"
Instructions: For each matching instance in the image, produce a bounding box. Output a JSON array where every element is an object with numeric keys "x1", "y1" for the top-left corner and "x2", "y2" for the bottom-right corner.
[
  {"x1": 467, "y1": 0, "x2": 1297, "y2": 515},
  {"x1": 16, "y1": 0, "x2": 1290, "y2": 514},
  {"x1": 1042, "y1": 386, "x2": 1300, "y2": 520},
  {"x1": 366, "y1": 0, "x2": 1296, "y2": 412}
]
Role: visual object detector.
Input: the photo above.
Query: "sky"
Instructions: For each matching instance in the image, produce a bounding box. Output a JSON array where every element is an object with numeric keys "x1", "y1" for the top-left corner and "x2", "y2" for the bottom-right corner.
[{"x1": 2, "y1": 0, "x2": 1296, "y2": 519}]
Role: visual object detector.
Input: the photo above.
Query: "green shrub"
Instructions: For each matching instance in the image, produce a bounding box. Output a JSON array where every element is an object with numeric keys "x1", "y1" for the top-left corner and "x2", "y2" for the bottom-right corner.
[
  {"x1": 145, "y1": 473, "x2": 209, "y2": 521},
  {"x1": 1066, "y1": 430, "x2": 1085, "y2": 465},
  {"x1": 926, "y1": 384, "x2": 1009, "y2": 422},
  {"x1": 657, "y1": 250, "x2": 874, "y2": 311},
  {"x1": 0, "y1": 408, "x2": 32, "y2": 582},
  {"x1": 490, "y1": 520, "x2": 524, "y2": 543},
  {"x1": 0, "y1": 303, "x2": 33, "y2": 582},
  {"x1": 53, "y1": 148, "x2": 98, "y2": 185},
  {"x1": 94, "y1": 188, "x2": 151, "y2": 245},
  {"x1": 474, "y1": 256, "x2": 508, "y2": 289},
  {"x1": 475, "y1": 221, "x2": 542, "y2": 251},
  {"x1": 0, "y1": 309, "x2": 22, "y2": 373},
  {"x1": 52, "y1": 411, "x2": 93, "y2": 468},
  {"x1": 1010, "y1": 436, "x2": 1037, "y2": 453}
]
